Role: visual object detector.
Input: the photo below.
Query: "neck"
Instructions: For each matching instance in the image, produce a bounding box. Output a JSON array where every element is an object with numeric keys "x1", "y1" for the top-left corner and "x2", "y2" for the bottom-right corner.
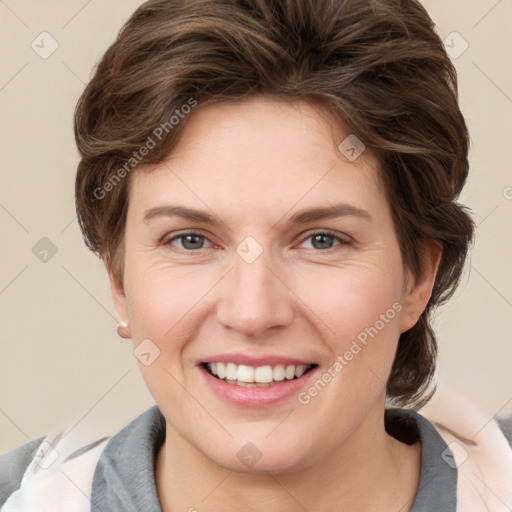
[{"x1": 155, "y1": 410, "x2": 421, "y2": 512}]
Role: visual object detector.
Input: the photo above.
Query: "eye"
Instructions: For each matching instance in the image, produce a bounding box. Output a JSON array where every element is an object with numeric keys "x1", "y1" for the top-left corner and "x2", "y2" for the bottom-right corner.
[
  {"x1": 164, "y1": 232, "x2": 213, "y2": 251},
  {"x1": 162, "y1": 230, "x2": 350, "y2": 252},
  {"x1": 299, "y1": 231, "x2": 350, "y2": 251}
]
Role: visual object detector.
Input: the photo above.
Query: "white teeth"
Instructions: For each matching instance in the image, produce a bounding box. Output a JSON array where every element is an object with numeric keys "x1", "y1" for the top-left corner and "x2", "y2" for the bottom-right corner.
[
  {"x1": 273, "y1": 364, "x2": 285, "y2": 381},
  {"x1": 216, "y1": 362, "x2": 226, "y2": 379},
  {"x1": 254, "y1": 365, "x2": 273, "y2": 383},
  {"x1": 237, "y1": 364, "x2": 254, "y2": 383},
  {"x1": 294, "y1": 365, "x2": 307, "y2": 378},
  {"x1": 225, "y1": 362, "x2": 238, "y2": 380},
  {"x1": 285, "y1": 365, "x2": 296, "y2": 380},
  {"x1": 206, "y1": 362, "x2": 314, "y2": 383}
]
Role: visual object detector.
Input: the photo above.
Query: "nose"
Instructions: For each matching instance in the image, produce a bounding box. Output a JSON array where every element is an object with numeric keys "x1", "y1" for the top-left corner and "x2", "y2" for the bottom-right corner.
[{"x1": 215, "y1": 250, "x2": 294, "y2": 338}]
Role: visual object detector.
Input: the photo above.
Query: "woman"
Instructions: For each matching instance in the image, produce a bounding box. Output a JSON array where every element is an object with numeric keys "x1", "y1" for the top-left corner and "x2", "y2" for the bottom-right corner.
[{"x1": 1, "y1": 0, "x2": 511, "y2": 510}]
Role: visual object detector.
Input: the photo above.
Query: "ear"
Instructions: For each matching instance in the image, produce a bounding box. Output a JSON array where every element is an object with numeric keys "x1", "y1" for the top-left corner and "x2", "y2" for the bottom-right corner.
[
  {"x1": 105, "y1": 258, "x2": 128, "y2": 324},
  {"x1": 399, "y1": 242, "x2": 442, "y2": 333}
]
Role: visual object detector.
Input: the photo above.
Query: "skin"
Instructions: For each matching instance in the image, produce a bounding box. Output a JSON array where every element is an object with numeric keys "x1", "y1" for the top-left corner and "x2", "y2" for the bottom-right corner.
[{"x1": 107, "y1": 96, "x2": 441, "y2": 512}]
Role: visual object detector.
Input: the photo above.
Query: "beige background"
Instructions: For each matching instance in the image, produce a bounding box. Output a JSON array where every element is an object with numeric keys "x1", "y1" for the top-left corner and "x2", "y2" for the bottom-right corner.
[{"x1": 0, "y1": 0, "x2": 511, "y2": 454}]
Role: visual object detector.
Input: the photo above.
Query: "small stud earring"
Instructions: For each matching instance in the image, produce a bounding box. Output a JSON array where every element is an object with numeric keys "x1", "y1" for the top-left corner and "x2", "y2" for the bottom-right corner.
[{"x1": 117, "y1": 323, "x2": 131, "y2": 339}]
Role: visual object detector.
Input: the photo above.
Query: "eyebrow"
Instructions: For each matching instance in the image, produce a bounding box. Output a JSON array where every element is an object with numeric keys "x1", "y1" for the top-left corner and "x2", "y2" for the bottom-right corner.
[
  {"x1": 143, "y1": 205, "x2": 221, "y2": 225},
  {"x1": 142, "y1": 202, "x2": 372, "y2": 226},
  {"x1": 287, "y1": 203, "x2": 372, "y2": 224}
]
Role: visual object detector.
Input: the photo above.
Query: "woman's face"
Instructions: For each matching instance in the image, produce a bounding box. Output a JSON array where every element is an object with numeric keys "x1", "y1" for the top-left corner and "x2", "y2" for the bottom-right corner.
[{"x1": 109, "y1": 96, "x2": 434, "y2": 473}]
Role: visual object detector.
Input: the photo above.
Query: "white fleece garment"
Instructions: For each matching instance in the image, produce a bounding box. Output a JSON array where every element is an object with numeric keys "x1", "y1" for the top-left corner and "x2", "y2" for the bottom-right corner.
[{"x1": 419, "y1": 387, "x2": 512, "y2": 512}]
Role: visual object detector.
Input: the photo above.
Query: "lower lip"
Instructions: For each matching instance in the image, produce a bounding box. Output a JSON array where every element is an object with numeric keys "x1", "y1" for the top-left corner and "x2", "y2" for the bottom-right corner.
[{"x1": 199, "y1": 365, "x2": 318, "y2": 408}]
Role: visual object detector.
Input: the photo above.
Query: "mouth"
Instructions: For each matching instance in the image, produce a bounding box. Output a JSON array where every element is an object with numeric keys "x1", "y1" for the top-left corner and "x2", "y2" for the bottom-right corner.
[{"x1": 201, "y1": 362, "x2": 318, "y2": 387}]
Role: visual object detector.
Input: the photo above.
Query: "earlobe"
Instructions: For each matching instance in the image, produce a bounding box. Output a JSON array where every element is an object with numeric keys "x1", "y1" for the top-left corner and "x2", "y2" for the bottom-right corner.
[{"x1": 399, "y1": 242, "x2": 442, "y2": 333}]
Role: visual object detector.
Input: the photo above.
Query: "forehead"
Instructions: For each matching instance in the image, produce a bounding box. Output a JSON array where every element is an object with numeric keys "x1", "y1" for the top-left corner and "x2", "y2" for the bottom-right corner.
[{"x1": 128, "y1": 96, "x2": 386, "y2": 221}]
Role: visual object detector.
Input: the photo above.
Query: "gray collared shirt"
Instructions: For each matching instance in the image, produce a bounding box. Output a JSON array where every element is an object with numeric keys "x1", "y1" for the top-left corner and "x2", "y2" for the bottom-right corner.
[
  {"x1": 7, "y1": 404, "x2": 511, "y2": 511},
  {"x1": 88, "y1": 406, "x2": 457, "y2": 511}
]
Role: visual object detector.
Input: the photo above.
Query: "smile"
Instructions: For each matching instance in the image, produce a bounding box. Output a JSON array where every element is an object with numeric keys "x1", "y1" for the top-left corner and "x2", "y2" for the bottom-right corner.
[{"x1": 203, "y1": 362, "x2": 317, "y2": 387}]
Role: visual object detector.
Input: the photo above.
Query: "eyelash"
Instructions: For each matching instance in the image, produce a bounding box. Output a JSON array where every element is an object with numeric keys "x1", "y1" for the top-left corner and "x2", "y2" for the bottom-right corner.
[{"x1": 162, "y1": 230, "x2": 352, "y2": 253}]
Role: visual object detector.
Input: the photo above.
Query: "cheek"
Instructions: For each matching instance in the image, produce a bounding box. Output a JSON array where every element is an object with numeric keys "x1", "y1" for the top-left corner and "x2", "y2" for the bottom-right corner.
[
  {"x1": 125, "y1": 258, "x2": 215, "y2": 339},
  {"x1": 122, "y1": 263, "x2": 213, "y2": 408},
  {"x1": 294, "y1": 261, "x2": 404, "y2": 344},
  {"x1": 122, "y1": 262, "x2": 223, "y2": 401},
  {"x1": 292, "y1": 261, "x2": 405, "y2": 405}
]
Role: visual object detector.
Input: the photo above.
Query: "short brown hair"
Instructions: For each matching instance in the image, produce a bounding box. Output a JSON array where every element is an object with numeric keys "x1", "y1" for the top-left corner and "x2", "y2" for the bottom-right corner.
[{"x1": 74, "y1": 0, "x2": 474, "y2": 408}]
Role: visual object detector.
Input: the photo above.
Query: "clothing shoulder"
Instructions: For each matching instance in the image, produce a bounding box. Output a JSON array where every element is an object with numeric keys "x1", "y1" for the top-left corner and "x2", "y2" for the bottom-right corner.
[
  {"x1": 419, "y1": 388, "x2": 512, "y2": 511},
  {"x1": 0, "y1": 436, "x2": 45, "y2": 506},
  {"x1": 0, "y1": 408, "x2": 159, "y2": 511},
  {"x1": 0, "y1": 429, "x2": 111, "y2": 511}
]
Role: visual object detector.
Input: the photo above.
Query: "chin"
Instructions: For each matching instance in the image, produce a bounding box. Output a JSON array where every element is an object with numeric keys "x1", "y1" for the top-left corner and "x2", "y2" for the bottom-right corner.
[
  {"x1": 196, "y1": 428, "x2": 312, "y2": 476},
  {"x1": 211, "y1": 446, "x2": 305, "y2": 476}
]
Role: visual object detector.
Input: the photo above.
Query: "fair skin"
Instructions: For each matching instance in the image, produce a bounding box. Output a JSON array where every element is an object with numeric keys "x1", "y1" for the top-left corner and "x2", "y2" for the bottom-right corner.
[{"x1": 107, "y1": 96, "x2": 441, "y2": 512}]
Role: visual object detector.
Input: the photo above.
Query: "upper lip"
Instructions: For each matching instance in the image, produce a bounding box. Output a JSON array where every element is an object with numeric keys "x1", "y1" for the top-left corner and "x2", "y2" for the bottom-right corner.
[{"x1": 198, "y1": 354, "x2": 317, "y2": 366}]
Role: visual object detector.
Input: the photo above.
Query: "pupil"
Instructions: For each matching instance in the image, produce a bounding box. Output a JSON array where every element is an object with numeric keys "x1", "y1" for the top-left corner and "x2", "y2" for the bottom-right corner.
[
  {"x1": 183, "y1": 235, "x2": 203, "y2": 249},
  {"x1": 312, "y1": 234, "x2": 333, "y2": 249}
]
